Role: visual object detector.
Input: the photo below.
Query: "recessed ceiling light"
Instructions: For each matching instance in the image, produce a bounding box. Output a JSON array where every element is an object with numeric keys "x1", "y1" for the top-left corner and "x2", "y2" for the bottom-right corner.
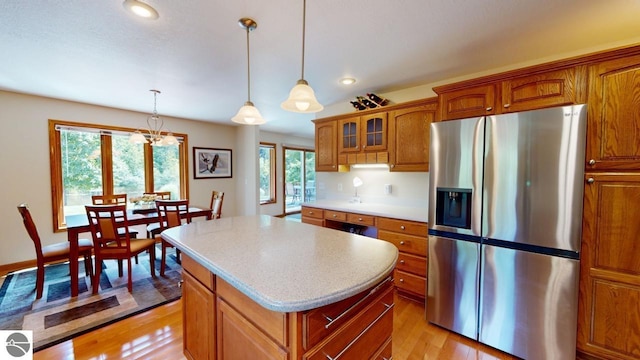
[
  {"x1": 340, "y1": 78, "x2": 356, "y2": 85},
  {"x1": 123, "y1": 0, "x2": 159, "y2": 20}
]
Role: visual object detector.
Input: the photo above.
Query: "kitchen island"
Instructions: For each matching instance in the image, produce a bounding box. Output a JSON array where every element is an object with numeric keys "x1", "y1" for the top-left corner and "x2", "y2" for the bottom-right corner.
[{"x1": 161, "y1": 215, "x2": 398, "y2": 360}]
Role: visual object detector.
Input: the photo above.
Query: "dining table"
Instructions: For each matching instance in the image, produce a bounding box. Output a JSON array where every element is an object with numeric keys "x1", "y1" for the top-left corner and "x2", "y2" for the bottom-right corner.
[{"x1": 65, "y1": 205, "x2": 213, "y2": 297}]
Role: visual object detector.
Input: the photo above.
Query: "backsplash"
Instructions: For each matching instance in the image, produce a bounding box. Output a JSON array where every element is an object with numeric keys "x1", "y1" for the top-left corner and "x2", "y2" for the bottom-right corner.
[{"x1": 314, "y1": 170, "x2": 429, "y2": 208}]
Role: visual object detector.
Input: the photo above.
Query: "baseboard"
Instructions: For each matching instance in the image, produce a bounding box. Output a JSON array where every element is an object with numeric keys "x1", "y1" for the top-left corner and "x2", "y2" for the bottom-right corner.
[{"x1": 0, "y1": 259, "x2": 37, "y2": 277}]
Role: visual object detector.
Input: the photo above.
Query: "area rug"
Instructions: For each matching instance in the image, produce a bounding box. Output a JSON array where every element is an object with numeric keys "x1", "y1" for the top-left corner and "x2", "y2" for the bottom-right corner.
[{"x1": 0, "y1": 248, "x2": 182, "y2": 352}]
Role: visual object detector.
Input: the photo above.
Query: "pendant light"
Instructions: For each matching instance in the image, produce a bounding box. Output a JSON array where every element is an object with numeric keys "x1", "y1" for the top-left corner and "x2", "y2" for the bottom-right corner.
[
  {"x1": 281, "y1": 0, "x2": 323, "y2": 113},
  {"x1": 232, "y1": 18, "x2": 266, "y2": 125}
]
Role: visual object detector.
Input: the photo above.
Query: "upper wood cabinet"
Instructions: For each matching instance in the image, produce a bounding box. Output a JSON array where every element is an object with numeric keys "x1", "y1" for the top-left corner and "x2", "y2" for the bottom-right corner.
[
  {"x1": 314, "y1": 119, "x2": 337, "y2": 172},
  {"x1": 337, "y1": 112, "x2": 389, "y2": 166},
  {"x1": 586, "y1": 54, "x2": 640, "y2": 171},
  {"x1": 436, "y1": 66, "x2": 586, "y2": 121},
  {"x1": 388, "y1": 100, "x2": 436, "y2": 171},
  {"x1": 438, "y1": 83, "x2": 497, "y2": 120},
  {"x1": 315, "y1": 99, "x2": 434, "y2": 171},
  {"x1": 501, "y1": 67, "x2": 583, "y2": 113}
]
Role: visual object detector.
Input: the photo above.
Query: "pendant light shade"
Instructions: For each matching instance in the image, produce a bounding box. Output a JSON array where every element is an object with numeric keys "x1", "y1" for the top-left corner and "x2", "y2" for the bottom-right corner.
[
  {"x1": 232, "y1": 101, "x2": 265, "y2": 125},
  {"x1": 232, "y1": 18, "x2": 266, "y2": 125},
  {"x1": 281, "y1": 0, "x2": 323, "y2": 113}
]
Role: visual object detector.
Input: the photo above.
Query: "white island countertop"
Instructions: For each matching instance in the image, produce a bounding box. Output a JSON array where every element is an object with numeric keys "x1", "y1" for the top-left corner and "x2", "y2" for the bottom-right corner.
[
  {"x1": 302, "y1": 200, "x2": 428, "y2": 223},
  {"x1": 161, "y1": 215, "x2": 398, "y2": 312}
]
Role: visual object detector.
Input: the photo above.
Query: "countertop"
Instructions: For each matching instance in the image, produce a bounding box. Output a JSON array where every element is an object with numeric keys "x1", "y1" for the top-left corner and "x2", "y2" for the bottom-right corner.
[
  {"x1": 161, "y1": 215, "x2": 398, "y2": 312},
  {"x1": 302, "y1": 200, "x2": 428, "y2": 223}
]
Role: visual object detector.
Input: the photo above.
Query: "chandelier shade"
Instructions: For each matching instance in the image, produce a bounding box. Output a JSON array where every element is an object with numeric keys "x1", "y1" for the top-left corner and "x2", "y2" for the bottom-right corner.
[
  {"x1": 281, "y1": 0, "x2": 323, "y2": 113},
  {"x1": 128, "y1": 89, "x2": 178, "y2": 146},
  {"x1": 232, "y1": 18, "x2": 266, "y2": 125}
]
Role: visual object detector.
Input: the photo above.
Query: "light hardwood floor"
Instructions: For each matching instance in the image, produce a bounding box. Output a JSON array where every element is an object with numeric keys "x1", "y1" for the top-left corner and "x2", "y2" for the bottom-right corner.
[{"x1": 35, "y1": 293, "x2": 518, "y2": 360}]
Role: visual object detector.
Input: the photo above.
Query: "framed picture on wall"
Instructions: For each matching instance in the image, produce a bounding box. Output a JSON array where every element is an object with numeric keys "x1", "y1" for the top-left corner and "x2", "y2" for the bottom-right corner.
[{"x1": 193, "y1": 147, "x2": 232, "y2": 179}]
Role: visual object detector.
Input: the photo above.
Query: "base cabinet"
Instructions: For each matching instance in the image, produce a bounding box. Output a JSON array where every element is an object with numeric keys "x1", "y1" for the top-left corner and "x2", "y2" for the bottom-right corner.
[
  {"x1": 182, "y1": 254, "x2": 394, "y2": 360},
  {"x1": 577, "y1": 174, "x2": 640, "y2": 360},
  {"x1": 183, "y1": 258, "x2": 216, "y2": 360}
]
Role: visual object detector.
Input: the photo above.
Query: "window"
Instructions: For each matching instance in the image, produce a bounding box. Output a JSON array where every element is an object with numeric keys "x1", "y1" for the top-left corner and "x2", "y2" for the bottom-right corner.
[
  {"x1": 259, "y1": 143, "x2": 276, "y2": 204},
  {"x1": 49, "y1": 120, "x2": 188, "y2": 231}
]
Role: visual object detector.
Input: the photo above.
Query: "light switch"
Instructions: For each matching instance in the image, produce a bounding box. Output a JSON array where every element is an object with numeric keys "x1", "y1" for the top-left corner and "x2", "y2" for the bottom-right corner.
[
  {"x1": 337, "y1": 183, "x2": 343, "y2": 192},
  {"x1": 384, "y1": 184, "x2": 392, "y2": 195}
]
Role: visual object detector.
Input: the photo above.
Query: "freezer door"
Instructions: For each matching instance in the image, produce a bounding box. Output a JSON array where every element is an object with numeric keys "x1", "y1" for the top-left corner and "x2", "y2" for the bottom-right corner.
[
  {"x1": 479, "y1": 244, "x2": 580, "y2": 359},
  {"x1": 483, "y1": 105, "x2": 587, "y2": 252},
  {"x1": 429, "y1": 117, "x2": 484, "y2": 237},
  {"x1": 427, "y1": 235, "x2": 479, "y2": 340}
]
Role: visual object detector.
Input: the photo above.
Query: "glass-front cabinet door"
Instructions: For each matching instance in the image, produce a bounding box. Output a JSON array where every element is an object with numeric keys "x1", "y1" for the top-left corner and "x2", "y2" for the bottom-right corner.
[
  {"x1": 361, "y1": 112, "x2": 388, "y2": 152},
  {"x1": 338, "y1": 117, "x2": 360, "y2": 154}
]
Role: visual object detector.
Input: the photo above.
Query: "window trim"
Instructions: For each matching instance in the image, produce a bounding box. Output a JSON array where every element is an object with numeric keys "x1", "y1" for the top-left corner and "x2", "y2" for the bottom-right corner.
[
  {"x1": 259, "y1": 142, "x2": 277, "y2": 205},
  {"x1": 48, "y1": 119, "x2": 189, "y2": 232}
]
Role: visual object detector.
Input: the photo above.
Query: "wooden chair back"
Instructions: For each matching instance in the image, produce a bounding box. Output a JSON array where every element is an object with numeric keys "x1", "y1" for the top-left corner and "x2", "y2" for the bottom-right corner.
[
  {"x1": 156, "y1": 199, "x2": 190, "y2": 231},
  {"x1": 91, "y1": 194, "x2": 128, "y2": 205},
  {"x1": 144, "y1": 191, "x2": 171, "y2": 200},
  {"x1": 17, "y1": 204, "x2": 43, "y2": 261},
  {"x1": 85, "y1": 204, "x2": 132, "y2": 255},
  {"x1": 210, "y1": 191, "x2": 224, "y2": 219}
]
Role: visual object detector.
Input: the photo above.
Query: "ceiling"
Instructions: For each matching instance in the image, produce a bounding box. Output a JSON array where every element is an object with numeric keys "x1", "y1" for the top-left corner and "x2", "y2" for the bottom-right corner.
[{"x1": 1, "y1": 1, "x2": 640, "y2": 138}]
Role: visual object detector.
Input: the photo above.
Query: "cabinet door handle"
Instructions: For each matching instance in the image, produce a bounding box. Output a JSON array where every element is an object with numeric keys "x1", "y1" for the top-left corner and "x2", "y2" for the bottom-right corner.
[
  {"x1": 178, "y1": 280, "x2": 184, "y2": 288},
  {"x1": 322, "y1": 277, "x2": 392, "y2": 330},
  {"x1": 486, "y1": 106, "x2": 493, "y2": 111},
  {"x1": 588, "y1": 159, "x2": 596, "y2": 166},
  {"x1": 587, "y1": 178, "x2": 595, "y2": 184},
  {"x1": 399, "y1": 279, "x2": 404, "y2": 283},
  {"x1": 400, "y1": 241, "x2": 405, "y2": 245},
  {"x1": 503, "y1": 103, "x2": 510, "y2": 108},
  {"x1": 399, "y1": 260, "x2": 405, "y2": 264},
  {"x1": 324, "y1": 302, "x2": 395, "y2": 360}
]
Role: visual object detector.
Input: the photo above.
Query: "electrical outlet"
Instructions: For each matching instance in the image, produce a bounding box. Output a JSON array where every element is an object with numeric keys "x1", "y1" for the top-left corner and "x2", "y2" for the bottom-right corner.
[
  {"x1": 337, "y1": 183, "x2": 343, "y2": 192},
  {"x1": 384, "y1": 184, "x2": 392, "y2": 195}
]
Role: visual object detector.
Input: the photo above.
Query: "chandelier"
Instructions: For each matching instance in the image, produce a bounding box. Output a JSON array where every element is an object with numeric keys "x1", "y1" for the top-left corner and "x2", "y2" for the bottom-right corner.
[{"x1": 129, "y1": 89, "x2": 179, "y2": 146}]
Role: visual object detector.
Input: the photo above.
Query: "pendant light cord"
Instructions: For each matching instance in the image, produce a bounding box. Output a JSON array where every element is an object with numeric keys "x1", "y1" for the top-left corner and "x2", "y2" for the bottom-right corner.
[
  {"x1": 301, "y1": 0, "x2": 306, "y2": 80},
  {"x1": 246, "y1": 26, "x2": 252, "y2": 102}
]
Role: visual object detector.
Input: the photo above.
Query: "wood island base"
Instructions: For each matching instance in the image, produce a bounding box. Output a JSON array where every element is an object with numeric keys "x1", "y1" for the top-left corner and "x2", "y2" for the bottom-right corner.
[{"x1": 182, "y1": 254, "x2": 394, "y2": 360}]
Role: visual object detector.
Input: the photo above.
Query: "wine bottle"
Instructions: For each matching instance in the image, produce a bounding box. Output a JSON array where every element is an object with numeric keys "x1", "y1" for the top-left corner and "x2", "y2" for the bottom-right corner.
[
  {"x1": 350, "y1": 100, "x2": 366, "y2": 111},
  {"x1": 367, "y1": 93, "x2": 389, "y2": 106},
  {"x1": 357, "y1": 96, "x2": 378, "y2": 108}
]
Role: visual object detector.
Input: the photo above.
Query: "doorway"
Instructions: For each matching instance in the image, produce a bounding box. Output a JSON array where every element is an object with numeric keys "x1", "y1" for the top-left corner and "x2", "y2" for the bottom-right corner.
[{"x1": 283, "y1": 147, "x2": 315, "y2": 214}]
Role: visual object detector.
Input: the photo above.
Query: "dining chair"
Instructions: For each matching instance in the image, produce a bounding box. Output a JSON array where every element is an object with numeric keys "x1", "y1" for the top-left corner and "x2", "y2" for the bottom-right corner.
[
  {"x1": 154, "y1": 199, "x2": 190, "y2": 276},
  {"x1": 145, "y1": 191, "x2": 172, "y2": 238},
  {"x1": 92, "y1": 193, "x2": 140, "y2": 263},
  {"x1": 17, "y1": 203, "x2": 93, "y2": 299},
  {"x1": 85, "y1": 204, "x2": 156, "y2": 293},
  {"x1": 210, "y1": 190, "x2": 225, "y2": 219}
]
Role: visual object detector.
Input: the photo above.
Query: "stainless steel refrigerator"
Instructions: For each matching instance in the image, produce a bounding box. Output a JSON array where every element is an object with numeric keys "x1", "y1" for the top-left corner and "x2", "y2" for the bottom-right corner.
[{"x1": 427, "y1": 105, "x2": 587, "y2": 359}]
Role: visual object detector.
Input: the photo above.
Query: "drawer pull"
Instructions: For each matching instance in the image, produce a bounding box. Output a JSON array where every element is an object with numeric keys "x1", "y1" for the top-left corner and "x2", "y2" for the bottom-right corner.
[
  {"x1": 399, "y1": 260, "x2": 405, "y2": 264},
  {"x1": 400, "y1": 225, "x2": 405, "y2": 230},
  {"x1": 383, "y1": 357, "x2": 393, "y2": 360},
  {"x1": 333, "y1": 214, "x2": 337, "y2": 218},
  {"x1": 323, "y1": 277, "x2": 392, "y2": 330},
  {"x1": 309, "y1": 211, "x2": 314, "y2": 215},
  {"x1": 400, "y1": 241, "x2": 405, "y2": 245},
  {"x1": 399, "y1": 279, "x2": 404, "y2": 283},
  {"x1": 358, "y1": 217, "x2": 363, "y2": 221},
  {"x1": 324, "y1": 302, "x2": 395, "y2": 360}
]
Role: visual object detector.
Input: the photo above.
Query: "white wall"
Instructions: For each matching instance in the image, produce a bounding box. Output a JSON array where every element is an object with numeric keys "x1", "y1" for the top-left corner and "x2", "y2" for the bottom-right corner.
[
  {"x1": 0, "y1": 91, "x2": 238, "y2": 266},
  {"x1": 259, "y1": 131, "x2": 314, "y2": 217}
]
